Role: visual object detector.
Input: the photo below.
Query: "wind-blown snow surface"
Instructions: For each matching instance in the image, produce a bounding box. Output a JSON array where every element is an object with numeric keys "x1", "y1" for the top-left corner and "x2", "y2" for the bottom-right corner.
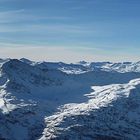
[{"x1": 1, "y1": 59, "x2": 140, "y2": 140}]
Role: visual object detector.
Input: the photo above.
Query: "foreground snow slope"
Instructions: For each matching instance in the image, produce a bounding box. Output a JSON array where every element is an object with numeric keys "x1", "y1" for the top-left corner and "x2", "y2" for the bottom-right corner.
[
  {"x1": 0, "y1": 59, "x2": 140, "y2": 140},
  {"x1": 40, "y1": 79, "x2": 140, "y2": 140}
]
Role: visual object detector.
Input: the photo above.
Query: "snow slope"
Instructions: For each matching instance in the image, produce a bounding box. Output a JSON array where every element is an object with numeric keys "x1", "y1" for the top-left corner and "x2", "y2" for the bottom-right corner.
[
  {"x1": 0, "y1": 59, "x2": 140, "y2": 140},
  {"x1": 40, "y1": 79, "x2": 140, "y2": 140}
]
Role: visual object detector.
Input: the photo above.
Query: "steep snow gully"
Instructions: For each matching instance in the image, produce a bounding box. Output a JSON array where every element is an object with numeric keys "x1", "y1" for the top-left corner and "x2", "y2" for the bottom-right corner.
[{"x1": 0, "y1": 59, "x2": 140, "y2": 140}]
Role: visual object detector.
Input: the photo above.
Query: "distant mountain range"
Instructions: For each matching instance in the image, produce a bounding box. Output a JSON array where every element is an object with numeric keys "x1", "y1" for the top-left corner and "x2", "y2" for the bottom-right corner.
[{"x1": 0, "y1": 58, "x2": 140, "y2": 140}]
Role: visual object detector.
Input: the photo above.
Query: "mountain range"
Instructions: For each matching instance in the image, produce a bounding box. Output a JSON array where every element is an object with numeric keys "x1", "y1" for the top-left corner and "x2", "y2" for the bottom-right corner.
[{"x1": 0, "y1": 58, "x2": 140, "y2": 140}]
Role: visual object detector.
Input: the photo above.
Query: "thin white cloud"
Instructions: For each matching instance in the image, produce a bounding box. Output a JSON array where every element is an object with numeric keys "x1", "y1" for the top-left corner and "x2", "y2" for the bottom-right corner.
[
  {"x1": 0, "y1": 9, "x2": 26, "y2": 23},
  {"x1": 0, "y1": 8, "x2": 72, "y2": 24}
]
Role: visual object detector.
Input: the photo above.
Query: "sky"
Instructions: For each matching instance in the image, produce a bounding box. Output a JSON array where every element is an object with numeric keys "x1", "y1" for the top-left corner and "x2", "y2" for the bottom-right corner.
[{"x1": 0, "y1": 0, "x2": 140, "y2": 62}]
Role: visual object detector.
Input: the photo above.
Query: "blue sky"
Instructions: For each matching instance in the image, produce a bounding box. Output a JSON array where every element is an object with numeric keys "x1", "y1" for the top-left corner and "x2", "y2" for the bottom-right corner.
[{"x1": 0, "y1": 0, "x2": 140, "y2": 62}]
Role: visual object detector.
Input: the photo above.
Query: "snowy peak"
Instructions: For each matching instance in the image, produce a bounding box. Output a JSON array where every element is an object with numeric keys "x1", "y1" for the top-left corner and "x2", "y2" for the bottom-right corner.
[
  {"x1": 20, "y1": 58, "x2": 34, "y2": 65},
  {"x1": 0, "y1": 59, "x2": 65, "y2": 93},
  {"x1": 2, "y1": 59, "x2": 33, "y2": 73}
]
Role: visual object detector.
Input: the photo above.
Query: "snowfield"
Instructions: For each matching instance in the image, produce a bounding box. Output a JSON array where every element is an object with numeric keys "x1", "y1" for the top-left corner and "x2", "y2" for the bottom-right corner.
[{"x1": 0, "y1": 59, "x2": 140, "y2": 140}]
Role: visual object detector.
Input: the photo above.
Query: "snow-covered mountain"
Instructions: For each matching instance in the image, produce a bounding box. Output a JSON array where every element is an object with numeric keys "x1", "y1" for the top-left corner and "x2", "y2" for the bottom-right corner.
[
  {"x1": 33, "y1": 60, "x2": 140, "y2": 74},
  {"x1": 86, "y1": 61, "x2": 140, "y2": 73},
  {"x1": 0, "y1": 59, "x2": 140, "y2": 140}
]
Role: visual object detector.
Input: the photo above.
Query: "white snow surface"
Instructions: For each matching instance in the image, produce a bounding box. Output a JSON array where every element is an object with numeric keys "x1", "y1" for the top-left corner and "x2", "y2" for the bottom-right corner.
[{"x1": 0, "y1": 59, "x2": 140, "y2": 140}]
